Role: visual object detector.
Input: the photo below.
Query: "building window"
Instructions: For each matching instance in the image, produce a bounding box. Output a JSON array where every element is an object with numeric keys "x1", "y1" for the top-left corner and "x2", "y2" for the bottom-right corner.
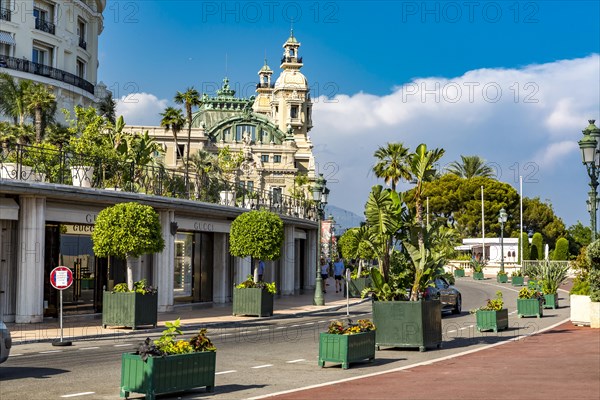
[
  {"x1": 235, "y1": 124, "x2": 256, "y2": 142},
  {"x1": 33, "y1": 6, "x2": 55, "y2": 35},
  {"x1": 222, "y1": 128, "x2": 230, "y2": 140},
  {"x1": 77, "y1": 18, "x2": 87, "y2": 49},
  {"x1": 273, "y1": 154, "x2": 282, "y2": 163},
  {"x1": 261, "y1": 154, "x2": 269, "y2": 163},
  {"x1": 290, "y1": 105, "x2": 299, "y2": 119},
  {"x1": 176, "y1": 144, "x2": 185, "y2": 160},
  {"x1": 246, "y1": 180, "x2": 254, "y2": 192},
  {"x1": 272, "y1": 187, "x2": 282, "y2": 204},
  {"x1": 32, "y1": 45, "x2": 50, "y2": 65},
  {"x1": 76, "y1": 58, "x2": 85, "y2": 79}
]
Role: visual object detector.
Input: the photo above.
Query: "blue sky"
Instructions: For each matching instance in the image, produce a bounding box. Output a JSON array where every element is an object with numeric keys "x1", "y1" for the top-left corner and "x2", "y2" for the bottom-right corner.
[{"x1": 100, "y1": 1, "x2": 600, "y2": 228}]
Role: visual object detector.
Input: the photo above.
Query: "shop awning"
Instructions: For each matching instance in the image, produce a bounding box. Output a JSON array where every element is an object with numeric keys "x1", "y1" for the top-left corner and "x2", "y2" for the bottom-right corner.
[
  {"x1": 0, "y1": 197, "x2": 19, "y2": 220},
  {"x1": 0, "y1": 31, "x2": 16, "y2": 46}
]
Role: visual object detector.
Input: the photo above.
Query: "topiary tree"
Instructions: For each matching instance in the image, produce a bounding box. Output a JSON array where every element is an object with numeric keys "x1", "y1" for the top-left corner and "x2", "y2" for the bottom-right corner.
[
  {"x1": 92, "y1": 202, "x2": 165, "y2": 290},
  {"x1": 530, "y1": 232, "x2": 544, "y2": 261},
  {"x1": 586, "y1": 239, "x2": 600, "y2": 302},
  {"x1": 519, "y1": 232, "x2": 530, "y2": 262},
  {"x1": 553, "y1": 237, "x2": 569, "y2": 261},
  {"x1": 229, "y1": 210, "x2": 284, "y2": 283},
  {"x1": 337, "y1": 227, "x2": 376, "y2": 276}
]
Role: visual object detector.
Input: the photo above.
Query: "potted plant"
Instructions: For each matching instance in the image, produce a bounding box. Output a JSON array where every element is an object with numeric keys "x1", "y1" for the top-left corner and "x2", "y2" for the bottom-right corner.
[
  {"x1": 496, "y1": 271, "x2": 508, "y2": 283},
  {"x1": 120, "y1": 319, "x2": 216, "y2": 399},
  {"x1": 318, "y1": 319, "x2": 376, "y2": 369},
  {"x1": 473, "y1": 291, "x2": 508, "y2": 332},
  {"x1": 453, "y1": 265, "x2": 465, "y2": 278},
  {"x1": 517, "y1": 287, "x2": 544, "y2": 318},
  {"x1": 539, "y1": 260, "x2": 569, "y2": 309},
  {"x1": 511, "y1": 270, "x2": 524, "y2": 286},
  {"x1": 102, "y1": 280, "x2": 158, "y2": 330},
  {"x1": 229, "y1": 210, "x2": 284, "y2": 317},
  {"x1": 471, "y1": 259, "x2": 485, "y2": 280},
  {"x1": 587, "y1": 239, "x2": 600, "y2": 328},
  {"x1": 92, "y1": 202, "x2": 165, "y2": 329}
]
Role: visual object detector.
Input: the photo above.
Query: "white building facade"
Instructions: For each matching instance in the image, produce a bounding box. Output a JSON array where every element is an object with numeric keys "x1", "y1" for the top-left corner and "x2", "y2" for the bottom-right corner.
[{"x1": 0, "y1": 0, "x2": 107, "y2": 122}]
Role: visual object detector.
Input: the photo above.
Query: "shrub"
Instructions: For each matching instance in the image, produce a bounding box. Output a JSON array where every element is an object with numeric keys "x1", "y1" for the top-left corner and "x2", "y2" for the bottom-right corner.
[
  {"x1": 470, "y1": 259, "x2": 485, "y2": 273},
  {"x1": 327, "y1": 319, "x2": 375, "y2": 335},
  {"x1": 518, "y1": 287, "x2": 543, "y2": 300},
  {"x1": 587, "y1": 240, "x2": 600, "y2": 301},
  {"x1": 519, "y1": 232, "x2": 530, "y2": 262},
  {"x1": 235, "y1": 274, "x2": 276, "y2": 294},
  {"x1": 570, "y1": 277, "x2": 591, "y2": 295},
  {"x1": 553, "y1": 238, "x2": 569, "y2": 261},
  {"x1": 530, "y1": 232, "x2": 544, "y2": 260},
  {"x1": 473, "y1": 290, "x2": 504, "y2": 312},
  {"x1": 112, "y1": 279, "x2": 157, "y2": 295},
  {"x1": 538, "y1": 261, "x2": 569, "y2": 295}
]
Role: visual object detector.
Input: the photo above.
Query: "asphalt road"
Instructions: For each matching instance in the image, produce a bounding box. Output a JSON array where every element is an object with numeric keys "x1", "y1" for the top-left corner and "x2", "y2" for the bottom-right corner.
[{"x1": 0, "y1": 279, "x2": 570, "y2": 399}]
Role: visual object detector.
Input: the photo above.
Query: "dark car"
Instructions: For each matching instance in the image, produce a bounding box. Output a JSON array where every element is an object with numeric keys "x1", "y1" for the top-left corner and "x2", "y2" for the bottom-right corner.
[
  {"x1": 0, "y1": 321, "x2": 11, "y2": 364},
  {"x1": 424, "y1": 277, "x2": 461, "y2": 314}
]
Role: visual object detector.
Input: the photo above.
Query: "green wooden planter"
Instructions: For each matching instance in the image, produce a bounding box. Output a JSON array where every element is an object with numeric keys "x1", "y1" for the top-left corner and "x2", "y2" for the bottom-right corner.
[
  {"x1": 496, "y1": 274, "x2": 508, "y2": 283},
  {"x1": 318, "y1": 331, "x2": 375, "y2": 369},
  {"x1": 81, "y1": 278, "x2": 94, "y2": 290},
  {"x1": 453, "y1": 269, "x2": 465, "y2": 278},
  {"x1": 102, "y1": 291, "x2": 157, "y2": 329},
  {"x1": 372, "y1": 300, "x2": 442, "y2": 352},
  {"x1": 511, "y1": 276, "x2": 524, "y2": 286},
  {"x1": 543, "y1": 293, "x2": 559, "y2": 309},
  {"x1": 120, "y1": 351, "x2": 216, "y2": 400},
  {"x1": 473, "y1": 272, "x2": 484, "y2": 280},
  {"x1": 232, "y1": 287, "x2": 274, "y2": 317},
  {"x1": 517, "y1": 298, "x2": 544, "y2": 318},
  {"x1": 348, "y1": 277, "x2": 372, "y2": 298},
  {"x1": 476, "y1": 309, "x2": 509, "y2": 332}
]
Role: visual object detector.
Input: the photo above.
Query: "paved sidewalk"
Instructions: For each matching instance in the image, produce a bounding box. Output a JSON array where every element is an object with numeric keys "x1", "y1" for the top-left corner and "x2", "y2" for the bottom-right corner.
[{"x1": 5, "y1": 287, "x2": 363, "y2": 344}]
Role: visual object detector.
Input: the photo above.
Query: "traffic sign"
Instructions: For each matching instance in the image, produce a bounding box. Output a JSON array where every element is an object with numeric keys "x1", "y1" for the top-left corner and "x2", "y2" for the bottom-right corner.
[{"x1": 50, "y1": 266, "x2": 73, "y2": 290}]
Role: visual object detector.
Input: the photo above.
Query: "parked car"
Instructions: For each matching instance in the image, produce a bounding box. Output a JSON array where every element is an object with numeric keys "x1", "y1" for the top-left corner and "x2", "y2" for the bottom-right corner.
[
  {"x1": 424, "y1": 277, "x2": 462, "y2": 314},
  {"x1": 0, "y1": 321, "x2": 11, "y2": 364}
]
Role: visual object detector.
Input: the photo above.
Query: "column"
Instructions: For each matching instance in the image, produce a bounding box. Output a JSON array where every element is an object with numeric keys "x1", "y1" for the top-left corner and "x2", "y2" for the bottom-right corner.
[
  {"x1": 0, "y1": 220, "x2": 17, "y2": 322},
  {"x1": 153, "y1": 210, "x2": 175, "y2": 312},
  {"x1": 304, "y1": 229, "x2": 317, "y2": 289},
  {"x1": 212, "y1": 233, "x2": 230, "y2": 303},
  {"x1": 279, "y1": 225, "x2": 295, "y2": 295},
  {"x1": 16, "y1": 196, "x2": 46, "y2": 323}
]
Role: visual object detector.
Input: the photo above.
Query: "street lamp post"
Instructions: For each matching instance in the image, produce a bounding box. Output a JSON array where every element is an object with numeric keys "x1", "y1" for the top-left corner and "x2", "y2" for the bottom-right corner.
[
  {"x1": 498, "y1": 208, "x2": 508, "y2": 273},
  {"x1": 578, "y1": 120, "x2": 600, "y2": 241},
  {"x1": 312, "y1": 174, "x2": 329, "y2": 306}
]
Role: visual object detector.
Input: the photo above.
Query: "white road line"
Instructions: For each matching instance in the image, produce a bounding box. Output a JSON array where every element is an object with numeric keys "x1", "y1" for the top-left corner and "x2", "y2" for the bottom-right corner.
[
  {"x1": 259, "y1": 328, "x2": 270, "y2": 332},
  {"x1": 216, "y1": 370, "x2": 237, "y2": 375},
  {"x1": 304, "y1": 322, "x2": 314, "y2": 325},
  {"x1": 447, "y1": 330, "x2": 457, "y2": 333},
  {"x1": 286, "y1": 359, "x2": 306, "y2": 363},
  {"x1": 251, "y1": 364, "x2": 273, "y2": 369},
  {"x1": 318, "y1": 320, "x2": 326, "y2": 323},
  {"x1": 459, "y1": 325, "x2": 474, "y2": 330},
  {"x1": 290, "y1": 324, "x2": 300, "y2": 327},
  {"x1": 79, "y1": 347, "x2": 100, "y2": 350},
  {"x1": 275, "y1": 326, "x2": 284, "y2": 330},
  {"x1": 248, "y1": 318, "x2": 571, "y2": 400},
  {"x1": 9, "y1": 353, "x2": 23, "y2": 357},
  {"x1": 39, "y1": 350, "x2": 62, "y2": 354},
  {"x1": 60, "y1": 392, "x2": 95, "y2": 398},
  {"x1": 114, "y1": 344, "x2": 133, "y2": 347}
]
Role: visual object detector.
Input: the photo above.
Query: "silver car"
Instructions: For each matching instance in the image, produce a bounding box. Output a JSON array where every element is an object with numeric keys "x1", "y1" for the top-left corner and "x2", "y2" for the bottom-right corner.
[{"x1": 0, "y1": 321, "x2": 11, "y2": 364}]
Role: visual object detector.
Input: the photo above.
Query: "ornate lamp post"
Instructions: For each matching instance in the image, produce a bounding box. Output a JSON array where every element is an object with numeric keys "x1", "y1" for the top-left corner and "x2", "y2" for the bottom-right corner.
[
  {"x1": 578, "y1": 120, "x2": 600, "y2": 241},
  {"x1": 498, "y1": 208, "x2": 508, "y2": 273},
  {"x1": 312, "y1": 174, "x2": 329, "y2": 306}
]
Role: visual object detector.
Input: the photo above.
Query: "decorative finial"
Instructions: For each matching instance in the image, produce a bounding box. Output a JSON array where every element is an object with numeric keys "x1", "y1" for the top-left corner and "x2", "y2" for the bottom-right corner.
[{"x1": 590, "y1": 120, "x2": 596, "y2": 124}]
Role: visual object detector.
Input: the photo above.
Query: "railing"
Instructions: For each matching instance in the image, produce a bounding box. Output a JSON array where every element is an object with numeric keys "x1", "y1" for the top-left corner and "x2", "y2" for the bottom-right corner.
[
  {"x1": 79, "y1": 37, "x2": 87, "y2": 50},
  {"x1": 0, "y1": 144, "x2": 318, "y2": 221},
  {"x1": 256, "y1": 82, "x2": 275, "y2": 89},
  {"x1": 0, "y1": 7, "x2": 11, "y2": 21},
  {"x1": 281, "y1": 56, "x2": 303, "y2": 64},
  {"x1": 35, "y1": 18, "x2": 56, "y2": 35},
  {"x1": 0, "y1": 55, "x2": 94, "y2": 94}
]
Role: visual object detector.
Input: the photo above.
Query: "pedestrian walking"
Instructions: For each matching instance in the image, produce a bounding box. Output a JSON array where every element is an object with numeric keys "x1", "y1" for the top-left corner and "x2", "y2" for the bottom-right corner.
[
  {"x1": 257, "y1": 260, "x2": 265, "y2": 281},
  {"x1": 320, "y1": 258, "x2": 329, "y2": 293},
  {"x1": 333, "y1": 257, "x2": 345, "y2": 293}
]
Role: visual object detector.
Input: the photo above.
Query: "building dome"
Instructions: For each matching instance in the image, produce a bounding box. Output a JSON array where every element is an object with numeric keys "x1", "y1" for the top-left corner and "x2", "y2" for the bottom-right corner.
[{"x1": 274, "y1": 69, "x2": 308, "y2": 90}]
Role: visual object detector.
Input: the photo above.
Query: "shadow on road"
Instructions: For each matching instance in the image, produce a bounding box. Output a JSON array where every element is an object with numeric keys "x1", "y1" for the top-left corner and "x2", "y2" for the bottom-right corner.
[{"x1": 0, "y1": 366, "x2": 69, "y2": 380}]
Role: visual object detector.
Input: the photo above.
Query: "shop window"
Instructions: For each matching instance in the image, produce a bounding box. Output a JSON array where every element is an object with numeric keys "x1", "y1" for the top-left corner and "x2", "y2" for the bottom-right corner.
[{"x1": 174, "y1": 233, "x2": 193, "y2": 298}]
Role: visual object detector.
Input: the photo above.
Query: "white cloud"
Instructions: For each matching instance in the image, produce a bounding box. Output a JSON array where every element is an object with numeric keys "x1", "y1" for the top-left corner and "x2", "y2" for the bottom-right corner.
[
  {"x1": 116, "y1": 93, "x2": 168, "y2": 126},
  {"x1": 310, "y1": 54, "x2": 600, "y2": 226}
]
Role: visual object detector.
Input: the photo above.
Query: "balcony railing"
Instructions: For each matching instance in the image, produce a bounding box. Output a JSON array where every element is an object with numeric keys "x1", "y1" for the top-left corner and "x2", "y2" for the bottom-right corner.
[
  {"x1": 35, "y1": 18, "x2": 56, "y2": 35},
  {"x1": 0, "y1": 7, "x2": 11, "y2": 21},
  {"x1": 79, "y1": 37, "x2": 87, "y2": 50},
  {"x1": 0, "y1": 144, "x2": 318, "y2": 221},
  {"x1": 0, "y1": 55, "x2": 94, "y2": 94}
]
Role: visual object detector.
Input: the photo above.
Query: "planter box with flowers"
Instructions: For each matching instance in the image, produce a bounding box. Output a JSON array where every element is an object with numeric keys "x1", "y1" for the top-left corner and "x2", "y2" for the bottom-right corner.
[
  {"x1": 517, "y1": 287, "x2": 545, "y2": 318},
  {"x1": 120, "y1": 319, "x2": 216, "y2": 400},
  {"x1": 232, "y1": 276, "x2": 276, "y2": 317},
  {"x1": 318, "y1": 319, "x2": 376, "y2": 369},
  {"x1": 471, "y1": 259, "x2": 485, "y2": 280},
  {"x1": 453, "y1": 268, "x2": 465, "y2": 278},
  {"x1": 496, "y1": 273, "x2": 508, "y2": 283},
  {"x1": 511, "y1": 271, "x2": 524, "y2": 286},
  {"x1": 474, "y1": 291, "x2": 508, "y2": 332},
  {"x1": 102, "y1": 280, "x2": 158, "y2": 330}
]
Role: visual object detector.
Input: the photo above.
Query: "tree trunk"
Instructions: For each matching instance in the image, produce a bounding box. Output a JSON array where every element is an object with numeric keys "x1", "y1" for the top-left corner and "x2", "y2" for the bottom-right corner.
[
  {"x1": 126, "y1": 255, "x2": 140, "y2": 291},
  {"x1": 253, "y1": 258, "x2": 260, "y2": 283},
  {"x1": 35, "y1": 107, "x2": 42, "y2": 143}
]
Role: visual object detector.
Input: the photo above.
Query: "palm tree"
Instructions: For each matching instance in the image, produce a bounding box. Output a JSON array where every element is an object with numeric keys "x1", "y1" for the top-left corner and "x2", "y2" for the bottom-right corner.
[
  {"x1": 0, "y1": 73, "x2": 32, "y2": 126},
  {"x1": 174, "y1": 87, "x2": 202, "y2": 181},
  {"x1": 98, "y1": 92, "x2": 117, "y2": 124},
  {"x1": 188, "y1": 149, "x2": 219, "y2": 199},
  {"x1": 406, "y1": 144, "x2": 445, "y2": 229},
  {"x1": 372, "y1": 142, "x2": 410, "y2": 191},
  {"x1": 24, "y1": 83, "x2": 56, "y2": 143},
  {"x1": 447, "y1": 155, "x2": 494, "y2": 179},
  {"x1": 159, "y1": 106, "x2": 185, "y2": 161}
]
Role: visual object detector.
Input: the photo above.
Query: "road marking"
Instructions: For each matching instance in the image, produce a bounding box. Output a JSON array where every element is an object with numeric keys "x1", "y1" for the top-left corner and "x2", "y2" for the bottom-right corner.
[
  {"x1": 290, "y1": 324, "x2": 300, "y2": 327},
  {"x1": 318, "y1": 320, "x2": 326, "y2": 323},
  {"x1": 39, "y1": 350, "x2": 62, "y2": 354},
  {"x1": 79, "y1": 347, "x2": 100, "y2": 350},
  {"x1": 459, "y1": 325, "x2": 474, "y2": 330},
  {"x1": 259, "y1": 328, "x2": 270, "y2": 332},
  {"x1": 275, "y1": 326, "x2": 284, "y2": 330},
  {"x1": 216, "y1": 370, "x2": 237, "y2": 375},
  {"x1": 248, "y1": 318, "x2": 571, "y2": 400},
  {"x1": 286, "y1": 359, "x2": 306, "y2": 363},
  {"x1": 304, "y1": 322, "x2": 314, "y2": 325},
  {"x1": 447, "y1": 330, "x2": 457, "y2": 333},
  {"x1": 114, "y1": 344, "x2": 133, "y2": 347},
  {"x1": 9, "y1": 353, "x2": 23, "y2": 357},
  {"x1": 60, "y1": 392, "x2": 95, "y2": 398},
  {"x1": 251, "y1": 364, "x2": 273, "y2": 369}
]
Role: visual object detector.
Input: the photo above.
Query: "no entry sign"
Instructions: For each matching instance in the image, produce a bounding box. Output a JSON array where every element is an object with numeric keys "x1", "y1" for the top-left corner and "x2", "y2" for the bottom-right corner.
[{"x1": 50, "y1": 266, "x2": 73, "y2": 290}]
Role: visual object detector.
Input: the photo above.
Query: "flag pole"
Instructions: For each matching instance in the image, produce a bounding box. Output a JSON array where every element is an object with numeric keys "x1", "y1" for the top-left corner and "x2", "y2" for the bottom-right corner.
[
  {"x1": 481, "y1": 185, "x2": 485, "y2": 262},
  {"x1": 520, "y1": 175, "x2": 523, "y2": 273}
]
